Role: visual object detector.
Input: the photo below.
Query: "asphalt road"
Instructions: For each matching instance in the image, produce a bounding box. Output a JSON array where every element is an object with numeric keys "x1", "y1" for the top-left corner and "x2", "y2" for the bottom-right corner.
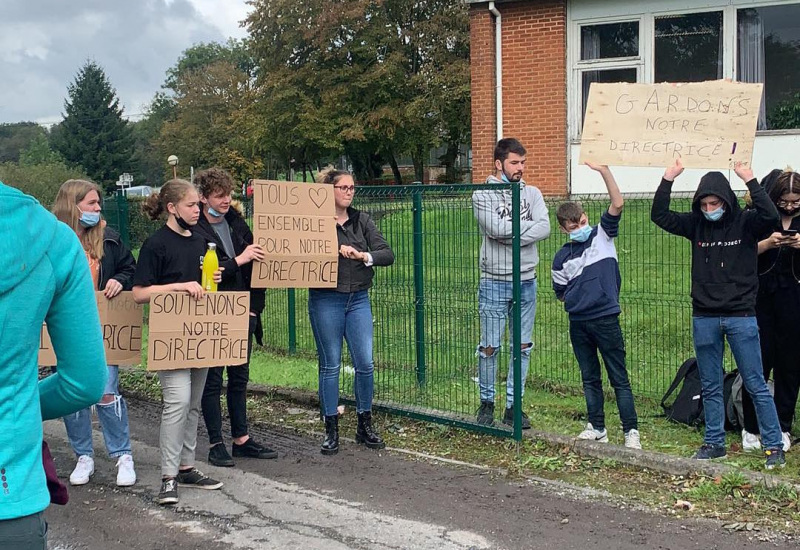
[{"x1": 42, "y1": 397, "x2": 793, "y2": 549}]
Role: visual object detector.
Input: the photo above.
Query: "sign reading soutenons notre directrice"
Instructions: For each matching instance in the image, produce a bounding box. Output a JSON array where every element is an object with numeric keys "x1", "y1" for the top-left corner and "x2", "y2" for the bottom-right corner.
[
  {"x1": 39, "y1": 291, "x2": 144, "y2": 367},
  {"x1": 579, "y1": 80, "x2": 763, "y2": 169},
  {"x1": 146, "y1": 291, "x2": 250, "y2": 371},
  {"x1": 251, "y1": 180, "x2": 338, "y2": 288}
]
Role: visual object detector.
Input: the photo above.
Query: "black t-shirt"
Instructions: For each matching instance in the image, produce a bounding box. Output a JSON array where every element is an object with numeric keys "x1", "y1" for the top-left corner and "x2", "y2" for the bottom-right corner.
[{"x1": 133, "y1": 225, "x2": 206, "y2": 286}]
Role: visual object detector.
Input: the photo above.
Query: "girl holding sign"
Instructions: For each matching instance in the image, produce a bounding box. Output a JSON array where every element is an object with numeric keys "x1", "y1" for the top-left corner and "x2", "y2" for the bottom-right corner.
[
  {"x1": 52, "y1": 180, "x2": 138, "y2": 488},
  {"x1": 132, "y1": 179, "x2": 223, "y2": 506},
  {"x1": 310, "y1": 168, "x2": 394, "y2": 455}
]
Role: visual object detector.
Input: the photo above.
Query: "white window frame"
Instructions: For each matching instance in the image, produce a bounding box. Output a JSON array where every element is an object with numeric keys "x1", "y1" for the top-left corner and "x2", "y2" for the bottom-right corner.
[{"x1": 568, "y1": 1, "x2": 800, "y2": 141}]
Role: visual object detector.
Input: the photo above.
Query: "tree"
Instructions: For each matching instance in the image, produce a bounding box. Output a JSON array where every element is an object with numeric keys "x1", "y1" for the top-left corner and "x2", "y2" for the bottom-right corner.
[
  {"x1": 52, "y1": 61, "x2": 134, "y2": 192},
  {"x1": 0, "y1": 122, "x2": 47, "y2": 163}
]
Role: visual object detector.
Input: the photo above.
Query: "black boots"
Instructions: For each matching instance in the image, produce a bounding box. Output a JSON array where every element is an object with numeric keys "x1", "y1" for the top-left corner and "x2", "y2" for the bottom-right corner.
[
  {"x1": 356, "y1": 411, "x2": 385, "y2": 450},
  {"x1": 321, "y1": 415, "x2": 339, "y2": 455}
]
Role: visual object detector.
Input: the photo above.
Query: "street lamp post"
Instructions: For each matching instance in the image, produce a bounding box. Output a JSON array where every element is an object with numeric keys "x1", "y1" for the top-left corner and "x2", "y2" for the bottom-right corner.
[{"x1": 167, "y1": 155, "x2": 179, "y2": 179}]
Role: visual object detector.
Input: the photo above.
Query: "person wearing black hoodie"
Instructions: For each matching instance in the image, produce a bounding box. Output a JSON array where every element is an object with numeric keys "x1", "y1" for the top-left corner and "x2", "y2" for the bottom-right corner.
[
  {"x1": 193, "y1": 168, "x2": 275, "y2": 467},
  {"x1": 651, "y1": 159, "x2": 785, "y2": 469}
]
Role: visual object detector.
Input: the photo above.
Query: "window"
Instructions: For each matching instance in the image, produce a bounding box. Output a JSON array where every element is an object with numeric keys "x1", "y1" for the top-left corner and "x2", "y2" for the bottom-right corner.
[
  {"x1": 655, "y1": 12, "x2": 723, "y2": 83},
  {"x1": 737, "y1": 5, "x2": 800, "y2": 130},
  {"x1": 576, "y1": 21, "x2": 640, "y2": 127}
]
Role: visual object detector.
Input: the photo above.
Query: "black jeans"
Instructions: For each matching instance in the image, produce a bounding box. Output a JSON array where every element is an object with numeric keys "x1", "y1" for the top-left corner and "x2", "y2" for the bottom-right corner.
[
  {"x1": 201, "y1": 314, "x2": 256, "y2": 445},
  {"x1": 569, "y1": 314, "x2": 638, "y2": 432},
  {"x1": 0, "y1": 512, "x2": 47, "y2": 549}
]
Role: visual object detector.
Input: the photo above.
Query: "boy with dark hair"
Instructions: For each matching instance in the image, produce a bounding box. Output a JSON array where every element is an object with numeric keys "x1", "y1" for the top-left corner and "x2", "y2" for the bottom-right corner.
[
  {"x1": 472, "y1": 138, "x2": 551, "y2": 427},
  {"x1": 552, "y1": 164, "x2": 641, "y2": 449},
  {"x1": 193, "y1": 167, "x2": 275, "y2": 466},
  {"x1": 651, "y1": 159, "x2": 785, "y2": 469}
]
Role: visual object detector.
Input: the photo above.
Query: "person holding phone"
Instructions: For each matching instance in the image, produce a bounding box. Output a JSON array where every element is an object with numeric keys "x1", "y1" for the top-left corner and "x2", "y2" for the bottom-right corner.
[{"x1": 740, "y1": 169, "x2": 800, "y2": 453}]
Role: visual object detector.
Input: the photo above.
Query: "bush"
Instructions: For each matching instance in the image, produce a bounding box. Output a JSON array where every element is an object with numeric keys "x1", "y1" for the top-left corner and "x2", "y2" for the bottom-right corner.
[{"x1": 0, "y1": 161, "x2": 86, "y2": 206}]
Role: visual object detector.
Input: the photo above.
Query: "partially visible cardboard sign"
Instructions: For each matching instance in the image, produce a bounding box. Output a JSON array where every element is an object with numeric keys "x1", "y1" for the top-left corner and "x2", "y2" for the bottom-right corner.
[
  {"x1": 146, "y1": 291, "x2": 250, "y2": 371},
  {"x1": 579, "y1": 80, "x2": 763, "y2": 169},
  {"x1": 251, "y1": 180, "x2": 338, "y2": 288},
  {"x1": 39, "y1": 292, "x2": 143, "y2": 367}
]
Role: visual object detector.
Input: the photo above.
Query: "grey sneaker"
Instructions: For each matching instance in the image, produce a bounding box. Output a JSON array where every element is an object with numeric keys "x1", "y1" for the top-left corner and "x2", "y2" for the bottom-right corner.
[
  {"x1": 765, "y1": 448, "x2": 786, "y2": 470},
  {"x1": 476, "y1": 401, "x2": 495, "y2": 426},
  {"x1": 176, "y1": 468, "x2": 223, "y2": 490},
  {"x1": 156, "y1": 478, "x2": 178, "y2": 505},
  {"x1": 693, "y1": 443, "x2": 726, "y2": 460}
]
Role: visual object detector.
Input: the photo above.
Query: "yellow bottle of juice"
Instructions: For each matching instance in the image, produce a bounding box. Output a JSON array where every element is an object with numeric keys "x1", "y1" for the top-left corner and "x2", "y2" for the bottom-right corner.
[{"x1": 201, "y1": 243, "x2": 219, "y2": 292}]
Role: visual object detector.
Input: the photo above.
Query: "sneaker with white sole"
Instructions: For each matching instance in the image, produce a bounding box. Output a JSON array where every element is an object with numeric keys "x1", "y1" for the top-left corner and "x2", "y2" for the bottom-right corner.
[
  {"x1": 69, "y1": 455, "x2": 95, "y2": 486},
  {"x1": 742, "y1": 430, "x2": 761, "y2": 452},
  {"x1": 624, "y1": 429, "x2": 642, "y2": 449},
  {"x1": 577, "y1": 423, "x2": 608, "y2": 443},
  {"x1": 116, "y1": 454, "x2": 136, "y2": 487},
  {"x1": 782, "y1": 432, "x2": 791, "y2": 453}
]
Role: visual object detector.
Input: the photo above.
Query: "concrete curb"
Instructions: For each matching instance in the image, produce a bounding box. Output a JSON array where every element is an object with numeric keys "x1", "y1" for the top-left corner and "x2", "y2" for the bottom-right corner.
[{"x1": 120, "y1": 367, "x2": 798, "y2": 491}]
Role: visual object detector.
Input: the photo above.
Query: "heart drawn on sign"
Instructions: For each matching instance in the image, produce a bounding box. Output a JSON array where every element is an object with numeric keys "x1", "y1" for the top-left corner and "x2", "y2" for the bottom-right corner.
[{"x1": 308, "y1": 187, "x2": 328, "y2": 209}]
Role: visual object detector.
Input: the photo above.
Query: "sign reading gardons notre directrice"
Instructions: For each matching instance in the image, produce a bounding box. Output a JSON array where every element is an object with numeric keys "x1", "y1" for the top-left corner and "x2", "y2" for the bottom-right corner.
[
  {"x1": 579, "y1": 80, "x2": 763, "y2": 169},
  {"x1": 250, "y1": 180, "x2": 339, "y2": 288}
]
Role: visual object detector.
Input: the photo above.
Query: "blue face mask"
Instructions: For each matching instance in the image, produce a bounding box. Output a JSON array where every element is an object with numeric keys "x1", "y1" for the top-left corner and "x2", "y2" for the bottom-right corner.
[
  {"x1": 703, "y1": 206, "x2": 725, "y2": 222},
  {"x1": 569, "y1": 225, "x2": 592, "y2": 243},
  {"x1": 500, "y1": 172, "x2": 511, "y2": 184},
  {"x1": 207, "y1": 206, "x2": 224, "y2": 218},
  {"x1": 79, "y1": 211, "x2": 101, "y2": 228}
]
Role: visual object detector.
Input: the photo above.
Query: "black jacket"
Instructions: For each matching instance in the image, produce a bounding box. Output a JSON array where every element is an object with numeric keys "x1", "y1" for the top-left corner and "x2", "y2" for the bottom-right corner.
[
  {"x1": 99, "y1": 227, "x2": 136, "y2": 291},
  {"x1": 333, "y1": 207, "x2": 394, "y2": 293},
  {"x1": 651, "y1": 172, "x2": 779, "y2": 316},
  {"x1": 193, "y1": 207, "x2": 266, "y2": 315}
]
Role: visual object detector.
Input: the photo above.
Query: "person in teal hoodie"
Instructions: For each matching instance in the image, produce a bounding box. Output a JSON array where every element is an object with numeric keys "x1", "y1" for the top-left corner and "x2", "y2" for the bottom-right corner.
[{"x1": 0, "y1": 182, "x2": 107, "y2": 549}]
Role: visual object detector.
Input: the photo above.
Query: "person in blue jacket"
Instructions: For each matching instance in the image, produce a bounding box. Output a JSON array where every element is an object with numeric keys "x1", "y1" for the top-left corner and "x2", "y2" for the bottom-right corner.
[{"x1": 0, "y1": 181, "x2": 107, "y2": 549}]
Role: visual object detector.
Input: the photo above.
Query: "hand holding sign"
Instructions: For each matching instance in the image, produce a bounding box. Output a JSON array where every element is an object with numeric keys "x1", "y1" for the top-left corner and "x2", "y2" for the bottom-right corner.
[{"x1": 733, "y1": 161, "x2": 754, "y2": 183}]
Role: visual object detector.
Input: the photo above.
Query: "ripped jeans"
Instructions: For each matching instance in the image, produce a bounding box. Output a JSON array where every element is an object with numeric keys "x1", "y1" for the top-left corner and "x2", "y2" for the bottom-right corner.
[
  {"x1": 477, "y1": 278, "x2": 537, "y2": 409},
  {"x1": 62, "y1": 365, "x2": 132, "y2": 458}
]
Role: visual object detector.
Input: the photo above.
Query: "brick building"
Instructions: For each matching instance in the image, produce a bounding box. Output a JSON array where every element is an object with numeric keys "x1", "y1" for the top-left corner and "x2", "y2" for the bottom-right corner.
[{"x1": 469, "y1": 0, "x2": 800, "y2": 195}]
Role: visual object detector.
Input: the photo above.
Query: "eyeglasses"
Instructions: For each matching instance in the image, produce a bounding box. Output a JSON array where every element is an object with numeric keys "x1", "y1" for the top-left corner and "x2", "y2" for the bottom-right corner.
[
  {"x1": 334, "y1": 185, "x2": 356, "y2": 193},
  {"x1": 777, "y1": 199, "x2": 800, "y2": 208}
]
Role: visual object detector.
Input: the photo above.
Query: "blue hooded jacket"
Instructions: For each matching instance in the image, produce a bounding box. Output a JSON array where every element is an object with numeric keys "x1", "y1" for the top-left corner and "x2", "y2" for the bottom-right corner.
[{"x1": 0, "y1": 182, "x2": 106, "y2": 520}]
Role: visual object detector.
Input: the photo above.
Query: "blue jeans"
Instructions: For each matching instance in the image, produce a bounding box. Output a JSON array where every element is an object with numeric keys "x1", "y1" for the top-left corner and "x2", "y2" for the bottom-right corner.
[
  {"x1": 62, "y1": 365, "x2": 132, "y2": 458},
  {"x1": 309, "y1": 289, "x2": 375, "y2": 417},
  {"x1": 569, "y1": 314, "x2": 638, "y2": 432},
  {"x1": 692, "y1": 316, "x2": 782, "y2": 449},
  {"x1": 477, "y1": 278, "x2": 537, "y2": 408}
]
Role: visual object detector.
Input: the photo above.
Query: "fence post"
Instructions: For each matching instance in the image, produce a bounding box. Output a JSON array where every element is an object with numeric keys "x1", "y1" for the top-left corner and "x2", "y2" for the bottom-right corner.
[
  {"x1": 115, "y1": 191, "x2": 130, "y2": 248},
  {"x1": 412, "y1": 188, "x2": 426, "y2": 386},
  {"x1": 511, "y1": 183, "x2": 522, "y2": 443},
  {"x1": 287, "y1": 289, "x2": 297, "y2": 355}
]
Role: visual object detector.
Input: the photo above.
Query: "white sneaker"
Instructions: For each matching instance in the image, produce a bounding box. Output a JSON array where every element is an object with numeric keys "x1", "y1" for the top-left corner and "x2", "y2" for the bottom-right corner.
[
  {"x1": 116, "y1": 454, "x2": 137, "y2": 487},
  {"x1": 782, "y1": 432, "x2": 791, "y2": 453},
  {"x1": 624, "y1": 429, "x2": 642, "y2": 449},
  {"x1": 577, "y1": 423, "x2": 608, "y2": 443},
  {"x1": 741, "y1": 430, "x2": 761, "y2": 452},
  {"x1": 69, "y1": 455, "x2": 95, "y2": 486}
]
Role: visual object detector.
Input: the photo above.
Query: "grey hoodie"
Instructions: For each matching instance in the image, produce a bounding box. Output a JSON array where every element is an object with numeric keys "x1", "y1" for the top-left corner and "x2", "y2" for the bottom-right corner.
[{"x1": 472, "y1": 176, "x2": 551, "y2": 281}]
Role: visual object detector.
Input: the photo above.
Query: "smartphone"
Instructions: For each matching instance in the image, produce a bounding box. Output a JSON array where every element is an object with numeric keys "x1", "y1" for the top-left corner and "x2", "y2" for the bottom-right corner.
[{"x1": 781, "y1": 229, "x2": 798, "y2": 236}]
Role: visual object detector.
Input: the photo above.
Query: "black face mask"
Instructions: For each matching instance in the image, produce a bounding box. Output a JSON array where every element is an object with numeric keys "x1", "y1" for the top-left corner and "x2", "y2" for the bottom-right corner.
[
  {"x1": 778, "y1": 206, "x2": 798, "y2": 217},
  {"x1": 174, "y1": 213, "x2": 192, "y2": 231}
]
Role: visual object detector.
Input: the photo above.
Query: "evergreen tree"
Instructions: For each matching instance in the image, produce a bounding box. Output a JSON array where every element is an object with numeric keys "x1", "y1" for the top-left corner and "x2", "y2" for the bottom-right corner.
[{"x1": 53, "y1": 61, "x2": 134, "y2": 192}]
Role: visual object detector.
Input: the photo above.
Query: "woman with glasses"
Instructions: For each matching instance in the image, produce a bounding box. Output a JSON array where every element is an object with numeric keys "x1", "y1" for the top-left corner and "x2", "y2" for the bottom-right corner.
[
  {"x1": 309, "y1": 167, "x2": 394, "y2": 455},
  {"x1": 741, "y1": 169, "x2": 800, "y2": 453}
]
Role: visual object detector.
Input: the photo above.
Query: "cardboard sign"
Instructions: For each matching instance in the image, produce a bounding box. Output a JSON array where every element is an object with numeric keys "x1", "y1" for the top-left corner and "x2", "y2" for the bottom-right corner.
[
  {"x1": 146, "y1": 291, "x2": 250, "y2": 371},
  {"x1": 251, "y1": 180, "x2": 339, "y2": 288},
  {"x1": 39, "y1": 292, "x2": 144, "y2": 367},
  {"x1": 579, "y1": 80, "x2": 763, "y2": 169}
]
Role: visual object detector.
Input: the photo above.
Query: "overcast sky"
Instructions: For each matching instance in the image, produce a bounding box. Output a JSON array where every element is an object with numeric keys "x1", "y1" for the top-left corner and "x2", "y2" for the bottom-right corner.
[{"x1": 0, "y1": 0, "x2": 250, "y2": 125}]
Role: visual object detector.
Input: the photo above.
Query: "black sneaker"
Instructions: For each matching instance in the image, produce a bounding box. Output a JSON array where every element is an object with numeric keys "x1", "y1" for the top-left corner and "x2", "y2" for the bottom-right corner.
[
  {"x1": 765, "y1": 448, "x2": 786, "y2": 470},
  {"x1": 208, "y1": 443, "x2": 235, "y2": 467},
  {"x1": 502, "y1": 407, "x2": 531, "y2": 430},
  {"x1": 693, "y1": 443, "x2": 727, "y2": 460},
  {"x1": 232, "y1": 438, "x2": 278, "y2": 460},
  {"x1": 476, "y1": 401, "x2": 495, "y2": 426},
  {"x1": 157, "y1": 478, "x2": 178, "y2": 505},
  {"x1": 176, "y1": 468, "x2": 223, "y2": 490}
]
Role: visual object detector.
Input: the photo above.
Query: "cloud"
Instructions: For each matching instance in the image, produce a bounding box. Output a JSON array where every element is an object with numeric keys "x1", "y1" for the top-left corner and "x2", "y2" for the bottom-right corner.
[{"x1": 0, "y1": 0, "x2": 249, "y2": 124}]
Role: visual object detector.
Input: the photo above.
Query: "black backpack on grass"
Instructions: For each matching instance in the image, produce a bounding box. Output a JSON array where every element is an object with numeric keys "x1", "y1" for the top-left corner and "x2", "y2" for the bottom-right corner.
[{"x1": 661, "y1": 358, "x2": 704, "y2": 427}]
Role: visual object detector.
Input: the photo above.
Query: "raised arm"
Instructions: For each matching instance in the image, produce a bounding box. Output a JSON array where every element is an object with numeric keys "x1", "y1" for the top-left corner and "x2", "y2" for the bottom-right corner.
[
  {"x1": 587, "y1": 163, "x2": 623, "y2": 216},
  {"x1": 737, "y1": 162, "x2": 779, "y2": 235},
  {"x1": 650, "y1": 159, "x2": 695, "y2": 239}
]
